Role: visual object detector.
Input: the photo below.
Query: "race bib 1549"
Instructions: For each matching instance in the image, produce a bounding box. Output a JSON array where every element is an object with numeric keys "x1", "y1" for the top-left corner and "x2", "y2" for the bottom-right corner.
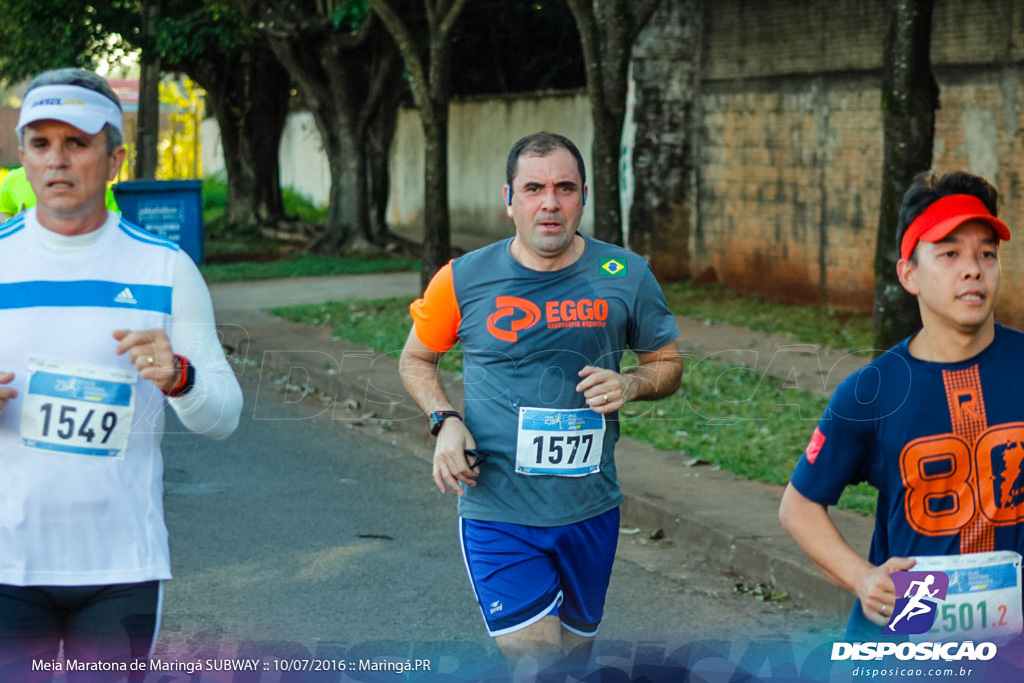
[{"x1": 20, "y1": 358, "x2": 136, "y2": 459}]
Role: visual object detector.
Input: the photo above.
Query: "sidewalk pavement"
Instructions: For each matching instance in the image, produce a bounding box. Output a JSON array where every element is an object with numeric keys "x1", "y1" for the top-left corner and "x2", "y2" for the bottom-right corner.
[{"x1": 210, "y1": 273, "x2": 874, "y2": 622}]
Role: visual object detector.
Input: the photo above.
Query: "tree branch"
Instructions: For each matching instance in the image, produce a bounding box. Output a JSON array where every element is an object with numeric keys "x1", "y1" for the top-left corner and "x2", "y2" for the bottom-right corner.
[
  {"x1": 437, "y1": 0, "x2": 469, "y2": 38},
  {"x1": 565, "y1": 0, "x2": 608, "y2": 111},
  {"x1": 631, "y1": 0, "x2": 664, "y2": 38},
  {"x1": 370, "y1": 0, "x2": 430, "y2": 113}
]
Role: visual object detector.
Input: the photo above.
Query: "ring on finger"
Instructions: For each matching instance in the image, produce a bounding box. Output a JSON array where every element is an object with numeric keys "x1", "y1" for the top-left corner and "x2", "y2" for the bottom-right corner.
[
  {"x1": 146, "y1": 356, "x2": 155, "y2": 365},
  {"x1": 604, "y1": 394, "x2": 609, "y2": 402},
  {"x1": 881, "y1": 604, "x2": 887, "y2": 616}
]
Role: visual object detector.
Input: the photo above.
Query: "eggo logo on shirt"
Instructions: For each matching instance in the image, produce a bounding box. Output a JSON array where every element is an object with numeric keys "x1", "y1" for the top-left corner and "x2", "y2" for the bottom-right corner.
[
  {"x1": 486, "y1": 296, "x2": 609, "y2": 342},
  {"x1": 487, "y1": 297, "x2": 542, "y2": 342}
]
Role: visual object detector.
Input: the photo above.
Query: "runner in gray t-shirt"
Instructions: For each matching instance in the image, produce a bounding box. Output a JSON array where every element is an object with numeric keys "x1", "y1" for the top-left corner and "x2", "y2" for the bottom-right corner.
[{"x1": 400, "y1": 132, "x2": 681, "y2": 680}]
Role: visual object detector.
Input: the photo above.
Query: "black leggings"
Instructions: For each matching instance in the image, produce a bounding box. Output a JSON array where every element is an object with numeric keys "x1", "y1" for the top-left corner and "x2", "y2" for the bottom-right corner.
[{"x1": 0, "y1": 581, "x2": 160, "y2": 682}]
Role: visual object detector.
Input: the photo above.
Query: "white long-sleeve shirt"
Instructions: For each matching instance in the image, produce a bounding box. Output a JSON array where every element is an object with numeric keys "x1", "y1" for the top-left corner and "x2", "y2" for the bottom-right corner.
[{"x1": 0, "y1": 209, "x2": 243, "y2": 585}]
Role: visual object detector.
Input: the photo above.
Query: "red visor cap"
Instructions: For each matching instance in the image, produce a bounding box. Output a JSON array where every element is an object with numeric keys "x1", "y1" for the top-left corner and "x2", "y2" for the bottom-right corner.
[{"x1": 901, "y1": 194, "x2": 1011, "y2": 261}]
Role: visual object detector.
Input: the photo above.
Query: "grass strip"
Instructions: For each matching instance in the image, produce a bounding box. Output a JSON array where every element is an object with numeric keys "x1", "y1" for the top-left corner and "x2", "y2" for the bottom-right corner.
[
  {"x1": 661, "y1": 281, "x2": 874, "y2": 352},
  {"x1": 201, "y1": 255, "x2": 419, "y2": 284}
]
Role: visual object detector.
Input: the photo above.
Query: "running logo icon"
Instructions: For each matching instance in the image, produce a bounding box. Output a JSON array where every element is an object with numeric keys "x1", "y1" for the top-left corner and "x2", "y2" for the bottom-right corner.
[{"x1": 886, "y1": 571, "x2": 950, "y2": 634}]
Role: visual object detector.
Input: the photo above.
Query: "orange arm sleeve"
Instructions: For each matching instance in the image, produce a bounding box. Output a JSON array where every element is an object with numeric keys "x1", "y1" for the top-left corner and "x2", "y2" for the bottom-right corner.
[{"x1": 409, "y1": 262, "x2": 461, "y2": 353}]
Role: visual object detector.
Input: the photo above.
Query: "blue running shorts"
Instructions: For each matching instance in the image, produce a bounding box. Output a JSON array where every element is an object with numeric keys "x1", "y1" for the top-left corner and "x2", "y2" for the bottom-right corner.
[{"x1": 459, "y1": 507, "x2": 619, "y2": 637}]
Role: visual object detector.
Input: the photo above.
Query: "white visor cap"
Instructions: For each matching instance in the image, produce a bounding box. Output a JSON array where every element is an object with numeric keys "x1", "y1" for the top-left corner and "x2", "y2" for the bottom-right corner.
[{"x1": 16, "y1": 84, "x2": 123, "y2": 135}]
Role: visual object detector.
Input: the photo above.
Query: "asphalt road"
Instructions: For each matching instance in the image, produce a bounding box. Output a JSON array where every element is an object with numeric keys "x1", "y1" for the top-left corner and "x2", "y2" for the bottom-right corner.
[{"x1": 150, "y1": 365, "x2": 844, "y2": 680}]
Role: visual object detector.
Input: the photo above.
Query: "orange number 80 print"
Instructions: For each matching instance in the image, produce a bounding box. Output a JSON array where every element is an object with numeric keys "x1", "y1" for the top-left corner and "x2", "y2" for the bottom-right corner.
[{"x1": 900, "y1": 424, "x2": 1024, "y2": 535}]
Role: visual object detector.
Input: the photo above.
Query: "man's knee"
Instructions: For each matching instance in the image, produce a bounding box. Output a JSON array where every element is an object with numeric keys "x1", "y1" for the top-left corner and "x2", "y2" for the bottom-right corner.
[
  {"x1": 496, "y1": 615, "x2": 564, "y2": 660},
  {"x1": 562, "y1": 629, "x2": 594, "y2": 663}
]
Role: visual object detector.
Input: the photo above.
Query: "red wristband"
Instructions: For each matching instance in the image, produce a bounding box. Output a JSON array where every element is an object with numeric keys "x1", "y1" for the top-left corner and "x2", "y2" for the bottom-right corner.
[{"x1": 162, "y1": 354, "x2": 195, "y2": 397}]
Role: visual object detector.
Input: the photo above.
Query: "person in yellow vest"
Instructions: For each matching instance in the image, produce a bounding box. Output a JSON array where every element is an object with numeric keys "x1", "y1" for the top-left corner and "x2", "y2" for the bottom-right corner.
[{"x1": 0, "y1": 165, "x2": 119, "y2": 221}]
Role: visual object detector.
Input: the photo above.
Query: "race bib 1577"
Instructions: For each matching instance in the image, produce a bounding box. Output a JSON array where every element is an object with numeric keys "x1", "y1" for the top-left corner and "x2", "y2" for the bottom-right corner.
[{"x1": 515, "y1": 407, "x2": 605, "y2": 476}]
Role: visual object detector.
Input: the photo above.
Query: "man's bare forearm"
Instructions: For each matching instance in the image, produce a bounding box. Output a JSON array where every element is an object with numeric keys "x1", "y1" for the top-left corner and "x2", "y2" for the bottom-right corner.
[{"x1": 399, "y1": 330, "x2": 457, "y2": 414}]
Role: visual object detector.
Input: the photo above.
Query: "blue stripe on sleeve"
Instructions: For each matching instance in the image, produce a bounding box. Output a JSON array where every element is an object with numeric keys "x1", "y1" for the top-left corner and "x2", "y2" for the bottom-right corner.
[
  {"x1": 0, "y1": 215, "x2": 26, "y2": 239},
  {"x1": 0, "y1": 280, "x2": 172, "y2": 314},
  {"x1": 118, "y1": 219, "x2": 179, "y2": 250}
]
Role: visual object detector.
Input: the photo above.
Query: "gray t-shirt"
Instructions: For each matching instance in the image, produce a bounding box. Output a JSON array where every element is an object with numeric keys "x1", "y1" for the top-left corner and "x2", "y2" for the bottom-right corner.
[{"x1": 427, "y1": 235, "x2": 679, "y2": 526}]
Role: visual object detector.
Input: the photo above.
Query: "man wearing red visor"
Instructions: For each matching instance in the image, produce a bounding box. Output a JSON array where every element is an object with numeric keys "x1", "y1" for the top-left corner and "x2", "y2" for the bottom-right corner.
[{"x1": 780, "y1": 170, "x2": 1024, "y2": 643}]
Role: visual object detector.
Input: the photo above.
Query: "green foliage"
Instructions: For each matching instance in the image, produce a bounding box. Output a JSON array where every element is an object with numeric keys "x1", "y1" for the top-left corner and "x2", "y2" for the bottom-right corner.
[
  {"x1": 837, "y1": 482, "x2": 878, "y2": 516},
  {"x1": 201, "y1": 254, "x2": 419, "y2": 283},
  {"x1": 155, "y1": 1, "x2": 251, "y2": 66},
  {"x1": 0, "y1": 0, "x2": 255, "y2": 89},
  {"x1": 0, "y1": 1, "x2": 137, "y2": 84},
  {"x1": 202, "y1": 173, "x2": 330, "y2": 232},
  {"x1": 281, "y1": 186, "x2": 330, "y2": 224},
  {"x1": 201, "y1": 173, "x2": 229, "y2": 227},
  {"x1": 618, "y1": 359, "x2": 877, "y2": 514},
  {"x1": 272, "y1": 298, "x2": 412, "y2": 357},
  {"x1": 331, "y1": 0, "x2": 370, "y2": 31},
  {"x1": 272, "y1": 299, "x2": 463, "y2": 372},
  {"x1": 202, "y1": 234, "x2": 284, "y2": 263},
  {"x1": 451, "y1": 0, "x2": 585, "y2": 95}
]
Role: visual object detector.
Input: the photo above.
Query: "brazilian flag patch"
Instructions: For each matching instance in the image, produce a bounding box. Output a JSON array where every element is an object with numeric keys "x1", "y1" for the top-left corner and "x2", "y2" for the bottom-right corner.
[{"x1": 600, "y1": 258, "x2": 627, "y2": 277}]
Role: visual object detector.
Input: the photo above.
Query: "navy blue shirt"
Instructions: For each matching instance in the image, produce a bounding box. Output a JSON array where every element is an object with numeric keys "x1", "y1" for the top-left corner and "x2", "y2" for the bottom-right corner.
[{"x1": 791, "y1": 323, "x2": 1024, "y2": 636}]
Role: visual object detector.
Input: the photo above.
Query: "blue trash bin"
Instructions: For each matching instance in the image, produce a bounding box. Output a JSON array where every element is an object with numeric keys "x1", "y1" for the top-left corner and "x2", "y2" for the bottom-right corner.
[{"x1": 113, "y1": 180, "x2": 204, "y2": 264}]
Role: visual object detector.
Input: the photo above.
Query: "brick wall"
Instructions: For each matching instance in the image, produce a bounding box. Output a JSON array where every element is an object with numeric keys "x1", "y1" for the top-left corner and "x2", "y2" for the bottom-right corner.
[
  {"x1": 693, "y1": 0, "x2": 1024, "y2": 327},
  {"x1": 696, "y1": 79, "x2": 882, "y2": 310}
]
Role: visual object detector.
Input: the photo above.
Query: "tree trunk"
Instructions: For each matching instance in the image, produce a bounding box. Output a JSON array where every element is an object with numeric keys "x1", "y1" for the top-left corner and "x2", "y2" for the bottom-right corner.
[
  {"x1": 269, "y1": 41, "x2": 355, "y2": 248},
  {"x1": 421, "y1": 112, "x2": 451, "y2": 289},
  {"x1": 589, "y1": 109, "x2": 624, "y2": 245},
  {"x1": 369, "y1": 0, "x2": 467, "y2": 287},
  {"x1": 363, "y1": 25, "x2": 406, "y2": 244},
  {"x1": 259, "y1": 11, "x2": 403, "y2": 252},
  {"x1": 309, "y1": 93, "x2": 363, "y2": 250},
  {"x1": 136, "y1": 0, "x2": 161, "y2": 179},
  {"x1": 874, "y1": 0, "x2": 938, "y2": 352},
  {"x1": 366, "y1": 86, "x2": 403, "y2": 242},
  {"x1": 565, "y1": 0, "x2": 663, "y2": 246},
  {"x1": 323, "y1": 136, "x2": 356, "y2": 249},
  {"x1": 195, "y1": 48, "x2": 290, "y2": 235},
  {"x1": 629, "y1": 0, "x2": 701, "y2": 281}
]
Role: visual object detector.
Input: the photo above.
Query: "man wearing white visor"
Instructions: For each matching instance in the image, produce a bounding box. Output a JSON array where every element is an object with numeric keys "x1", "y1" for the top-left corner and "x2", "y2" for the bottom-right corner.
[{"x1": 0, "y1": 68, "x2": 243, "y2": 678}]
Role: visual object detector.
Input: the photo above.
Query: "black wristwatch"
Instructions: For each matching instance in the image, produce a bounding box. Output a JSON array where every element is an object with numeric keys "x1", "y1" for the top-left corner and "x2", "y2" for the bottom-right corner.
[{"x1": 429, "y1": 410, "x2": 462, "y2": 436}]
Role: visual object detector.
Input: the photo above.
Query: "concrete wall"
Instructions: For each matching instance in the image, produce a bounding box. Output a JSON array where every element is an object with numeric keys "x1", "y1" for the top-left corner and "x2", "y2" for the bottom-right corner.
[
  {"x1": 388, "y1": 91, "x2": 595, "y2": 244},
  {"x1": 202, "y1": 92, "x2": 593, "y2": 249}
]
